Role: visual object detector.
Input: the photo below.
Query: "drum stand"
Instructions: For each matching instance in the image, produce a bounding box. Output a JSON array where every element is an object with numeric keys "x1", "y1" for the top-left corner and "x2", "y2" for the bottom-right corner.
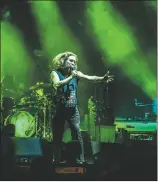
[
  {"x1": 35, "y1": 112, "x2": 39, "y2": 136},
  {"x1": 34, "y1": 96, "x2": 52, "y2": 140},
  {"x1": 47, "y1": 100, "x2": 53, "y2": 141},
  {"x1": 41, "y1": 98, "x2": 52, "y2": 141},
  {"x1": 43, "y1": 99, "x2": 47, "y2": 138},
  {"x1": 47, "y1": 100, "x2": 52, "y2": 130}
]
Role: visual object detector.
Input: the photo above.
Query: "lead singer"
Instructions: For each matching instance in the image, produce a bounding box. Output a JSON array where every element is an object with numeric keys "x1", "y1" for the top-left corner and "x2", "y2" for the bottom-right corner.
[{"x1": 50, "y1": 51, "x2": 114, "y2": 164}]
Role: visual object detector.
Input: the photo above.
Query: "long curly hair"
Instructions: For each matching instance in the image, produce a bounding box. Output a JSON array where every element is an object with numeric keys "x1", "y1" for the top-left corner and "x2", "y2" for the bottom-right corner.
[{"x1": 51, "y1": 51, "x2": 78, "y2": 70}]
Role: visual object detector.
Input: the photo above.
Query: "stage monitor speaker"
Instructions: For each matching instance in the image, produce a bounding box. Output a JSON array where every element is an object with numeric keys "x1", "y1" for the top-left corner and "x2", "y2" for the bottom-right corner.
[
  {"x1": 11, "y1": 137, "x2": 42, "y2": 156},
  {"x1": 11, "y1": 137, "x2": 42, "y2": 164}
]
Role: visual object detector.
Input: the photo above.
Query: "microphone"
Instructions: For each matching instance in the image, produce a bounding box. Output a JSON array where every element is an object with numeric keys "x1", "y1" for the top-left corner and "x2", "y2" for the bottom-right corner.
[
  {"x1": 71, "y1": 65, "x2": 75, "y2": 71},
  {"x1": 70, "y1": 65, "x2": 78, "y2": 77}
]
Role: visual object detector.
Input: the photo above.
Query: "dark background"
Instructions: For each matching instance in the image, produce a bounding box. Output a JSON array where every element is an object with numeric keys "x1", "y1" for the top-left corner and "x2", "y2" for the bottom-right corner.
[{"x1": 1, "y1": 1, "x2": 157, "y2": 117}]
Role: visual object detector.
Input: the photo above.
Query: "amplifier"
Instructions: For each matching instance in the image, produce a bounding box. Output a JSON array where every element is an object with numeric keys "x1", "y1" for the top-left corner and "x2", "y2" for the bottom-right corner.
[
  {"x1": 129, "y1": 133, "x2": 153, "y2": 141},
  {"x1": 115, "y1": 129, "x2": 157, "y2": 144}
]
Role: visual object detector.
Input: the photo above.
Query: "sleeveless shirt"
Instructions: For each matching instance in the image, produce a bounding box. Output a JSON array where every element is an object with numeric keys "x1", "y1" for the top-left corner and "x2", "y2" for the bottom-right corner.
[{"x1": 52, "y1": 70, "x2": 78, "y2": 108}]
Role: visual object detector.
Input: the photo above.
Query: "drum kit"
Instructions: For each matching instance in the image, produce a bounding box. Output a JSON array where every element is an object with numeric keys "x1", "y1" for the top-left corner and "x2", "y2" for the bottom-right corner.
[{"x1": 1, "y1": 82, "x2": 53, "y2": 141}]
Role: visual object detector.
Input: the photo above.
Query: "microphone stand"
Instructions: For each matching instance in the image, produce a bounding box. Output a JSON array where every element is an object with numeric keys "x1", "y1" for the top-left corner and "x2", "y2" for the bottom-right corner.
[
  {"x1": 104, "y1": 68, "x2": 114, "y2": 126},
  {"x1": 96, "y1": 68, "x2": 110, "y2": 141}
]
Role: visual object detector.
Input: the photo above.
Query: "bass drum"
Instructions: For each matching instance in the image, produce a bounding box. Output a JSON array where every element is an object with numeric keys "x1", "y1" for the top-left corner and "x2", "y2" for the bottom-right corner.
[{"x1": 5, "y1": 111, "x2": 36, "y2": 137}]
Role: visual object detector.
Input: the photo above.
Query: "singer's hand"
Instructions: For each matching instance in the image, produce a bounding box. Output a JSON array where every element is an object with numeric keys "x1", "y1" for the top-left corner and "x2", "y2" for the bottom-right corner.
[
  {"x1": 103, "y1": 71, "x2": 115, "y2": 83},
  {"x1": 71, "y1": 70, "x2": 78, "y2": 77}
]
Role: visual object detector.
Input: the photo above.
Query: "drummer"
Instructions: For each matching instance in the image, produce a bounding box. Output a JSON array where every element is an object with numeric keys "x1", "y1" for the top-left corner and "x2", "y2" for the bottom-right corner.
[{"x1": 1, "y1": 74, "x2": 17, "y2": 98}]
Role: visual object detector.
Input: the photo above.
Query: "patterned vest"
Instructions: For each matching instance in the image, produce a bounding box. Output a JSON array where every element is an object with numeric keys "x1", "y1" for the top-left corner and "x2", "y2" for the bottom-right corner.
[{"x1": 53, "y1": 70, "x2": 78, "y2": 107}]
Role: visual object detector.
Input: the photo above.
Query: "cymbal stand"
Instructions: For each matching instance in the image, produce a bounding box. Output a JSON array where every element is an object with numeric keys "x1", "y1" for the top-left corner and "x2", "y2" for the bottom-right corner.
[
  {"x1": 48, "y1": 100, "x2": 52, "y2": 128},
  {"x1": 35, "y1": 111, "x2": 38, "y2": 136},
  {"x1": 47, "y1": 99, "x2": 53, "y2": 141},
  {"x1": 43, "y1": 97, "x2": 47, "y2": 138}
]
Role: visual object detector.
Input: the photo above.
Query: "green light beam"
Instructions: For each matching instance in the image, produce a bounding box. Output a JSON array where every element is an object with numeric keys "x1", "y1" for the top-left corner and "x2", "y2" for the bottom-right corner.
[
  {"x1": 30, "y1": 1, "x2": 89, "y2": 72},
  {"x1": 1, "y1": 21, "x2": 33, "y2": 84},
  {"x1": 86, "y1": 1, "x2": 156, "y2": 98}
]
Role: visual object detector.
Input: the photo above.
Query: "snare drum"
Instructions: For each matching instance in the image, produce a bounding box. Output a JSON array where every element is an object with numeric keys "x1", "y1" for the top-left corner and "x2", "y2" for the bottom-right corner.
[{"x1": 5, "y1": 111, "x2": 36, "y2": 137}]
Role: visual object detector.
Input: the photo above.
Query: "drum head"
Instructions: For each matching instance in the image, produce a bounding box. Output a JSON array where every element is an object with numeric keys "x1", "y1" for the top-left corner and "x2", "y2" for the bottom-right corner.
[{"x1": 6, "y1": 111, "x2": 35, "y2": 137}]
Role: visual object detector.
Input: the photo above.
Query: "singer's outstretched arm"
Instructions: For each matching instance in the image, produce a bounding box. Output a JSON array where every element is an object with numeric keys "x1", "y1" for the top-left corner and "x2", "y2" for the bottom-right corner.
[{"x1": 76, "y1": 71, "x2": 114, "y2": 83}]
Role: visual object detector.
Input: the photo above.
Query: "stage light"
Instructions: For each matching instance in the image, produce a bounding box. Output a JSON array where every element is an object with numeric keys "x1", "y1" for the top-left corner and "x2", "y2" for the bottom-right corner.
[{"x1": 30, "y1": 1, "x2": 88, "y2": 71}]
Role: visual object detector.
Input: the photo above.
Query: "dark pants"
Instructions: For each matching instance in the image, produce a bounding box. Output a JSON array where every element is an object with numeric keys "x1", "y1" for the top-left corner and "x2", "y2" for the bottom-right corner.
[{"x1": 52, "y1": 105, "x2": 84, "y2": 162}]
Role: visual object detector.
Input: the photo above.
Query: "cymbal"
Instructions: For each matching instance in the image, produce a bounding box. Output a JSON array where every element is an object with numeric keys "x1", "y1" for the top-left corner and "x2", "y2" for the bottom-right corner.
[
  {"x1": 3, "y1": 88, "x2": 17, "y2": 94},
  {"x1": 29, "y1": 82, "x2": 51, "y2": 90}
]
